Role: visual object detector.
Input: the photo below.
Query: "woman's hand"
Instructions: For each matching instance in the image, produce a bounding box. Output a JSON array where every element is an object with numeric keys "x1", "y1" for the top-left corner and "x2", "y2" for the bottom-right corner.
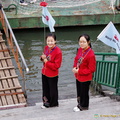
[
  {"x1": 43, "y1": 58, "x2": 48, "y2": 63},
  {"x1": 41, "y1": 53, "x2": 47, "y2": 60},
  {"x1": 72, "y1": 67, "x2": 79, "y2": 73},
  {"x1": 40, "y1": 53, "x2": 48, "y2": 63}
]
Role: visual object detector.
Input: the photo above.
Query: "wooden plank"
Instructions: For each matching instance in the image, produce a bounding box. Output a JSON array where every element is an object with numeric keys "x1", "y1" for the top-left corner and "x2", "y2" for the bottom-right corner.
[
  {"x1": 0, "y1": 92, "x2": 24, "y2": 96},
  {"x1": 0, "y1": 40, "x2": 5, "y2": 43},
  {"x1": 0, "y1": 56, "x2": 11, "y2": 60},
  {"x1": 0, "y1": 75, "x2": 18, "y2": 80},
  {"x1": 0, "y1": 103, "x2": 26, "y2": 110},
  {"x1": 0, "y1": 86, "x2": 22, "y2": 92},
  {"x1": 0, "y1": 49, "x2": 9, "y2": 52},
  {"x1": 0, "y1": 66, "x2": 14, "y2": 70}
]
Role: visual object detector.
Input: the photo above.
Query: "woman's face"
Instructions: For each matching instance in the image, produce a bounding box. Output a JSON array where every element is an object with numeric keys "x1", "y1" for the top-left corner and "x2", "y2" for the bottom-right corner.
[
  {"x1": 79, "y1": 36, "x2": 89, "y2": 50},
  {"x1": 46, "y1": 36, "x2": 56, "y2": 48}
]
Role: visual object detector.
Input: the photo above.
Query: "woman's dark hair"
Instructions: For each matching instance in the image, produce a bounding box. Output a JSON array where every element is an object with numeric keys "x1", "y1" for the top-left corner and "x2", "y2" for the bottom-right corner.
[
  {"x1": 46, "y1": 33, "x2": 56, "y2": 41},
  {"x1": 78, "y1": 34, "x2": 92, "y2": 48},
  {"x1": 0, "y1": 4, "x2": 2, "y2": 9}
]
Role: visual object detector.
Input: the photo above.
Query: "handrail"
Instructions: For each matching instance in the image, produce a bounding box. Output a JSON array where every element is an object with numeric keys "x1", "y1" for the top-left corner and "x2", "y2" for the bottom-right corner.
[
  {"x1": 95, "y1": 52, "x2": 118, "y2": 56},
  {"x1": 95, "y1": 52, "x2": 118, "y2": 61},
  {"x1": 1, "y1": 8, "x2": 29, "y2": 73},
  {"x1": 94, "y1": 53, "x2": 120, "y2": 95}
]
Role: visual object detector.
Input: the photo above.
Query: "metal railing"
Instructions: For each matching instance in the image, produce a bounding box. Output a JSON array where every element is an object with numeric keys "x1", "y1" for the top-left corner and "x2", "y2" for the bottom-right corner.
[
  {"x1": 0, "y1": 7, "x2": 29, "y2": 74},
  {"x1": 93, "y1": 53, "x2": 120, "y2": 95}
]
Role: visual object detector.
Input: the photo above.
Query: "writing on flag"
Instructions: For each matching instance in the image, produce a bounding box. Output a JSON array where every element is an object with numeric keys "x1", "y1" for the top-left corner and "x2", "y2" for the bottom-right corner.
[
  {"x1": 97, "y1": 21, "x2": 120, "y2": 54},
  {"x1": 40, "y1": 2, "x2": 55, "y2": 32}
]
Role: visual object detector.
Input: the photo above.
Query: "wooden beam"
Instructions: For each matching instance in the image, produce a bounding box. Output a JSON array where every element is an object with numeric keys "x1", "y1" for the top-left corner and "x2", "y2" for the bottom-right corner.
[
  {"x1": 0, "y1": 49, "x2": 9, "y2": 52},
  {"x1": 0, "y1": 86, "x2": 22, "y2": 92},
  {"x1": 0, "y1": 40, "x2": 5, "y2": 43},
  {"x1": 0, "y1": 92, "x2": 24, "y2": 96},
  {"x1": 0, "y1": 75, "x2": 18, "y2": 80},
  {"x1": 0, "y1": 56, "x2": 11, "y2": 60},
  {"x1": 0, "y1": 66, "x2": 14, "y2": 70},
  {"x1": 0, "y1": 103, "x2": 27, "y2": 110}
]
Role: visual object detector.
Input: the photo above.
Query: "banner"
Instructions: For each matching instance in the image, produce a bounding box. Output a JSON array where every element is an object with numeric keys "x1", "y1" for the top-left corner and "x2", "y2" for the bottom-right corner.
[
  {"x1": 97, "y1": 21, "x2": 120, "y2": 54},
  {"x1": 41, "y1": 6, "x2": 55, "y2": 32}
]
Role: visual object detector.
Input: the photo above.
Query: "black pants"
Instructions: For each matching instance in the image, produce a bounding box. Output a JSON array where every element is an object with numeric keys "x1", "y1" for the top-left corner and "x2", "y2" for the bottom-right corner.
[
  {"x1": 42, "y1": 74, "x2": 58, "y2": 107},
  {"x1": 76, "y1": 80, "x2": 91, "y2": 109}
]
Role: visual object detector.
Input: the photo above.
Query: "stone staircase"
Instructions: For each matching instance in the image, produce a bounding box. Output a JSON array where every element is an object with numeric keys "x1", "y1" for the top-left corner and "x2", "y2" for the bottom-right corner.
[{"x1": 0, "y1": 95, "x2": 120, "y2": 120}]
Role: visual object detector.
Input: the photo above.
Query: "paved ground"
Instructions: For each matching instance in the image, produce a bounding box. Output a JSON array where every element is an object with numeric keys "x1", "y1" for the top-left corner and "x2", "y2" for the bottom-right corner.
[{"x1": 0, "y1": 95, "x2": 120, "y2": 120}]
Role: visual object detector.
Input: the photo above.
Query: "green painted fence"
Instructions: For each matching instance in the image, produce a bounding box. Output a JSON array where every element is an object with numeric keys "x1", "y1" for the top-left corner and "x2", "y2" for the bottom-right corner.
[{"x1": 93, "y1": 53, "x2": 120, "y2": 95}]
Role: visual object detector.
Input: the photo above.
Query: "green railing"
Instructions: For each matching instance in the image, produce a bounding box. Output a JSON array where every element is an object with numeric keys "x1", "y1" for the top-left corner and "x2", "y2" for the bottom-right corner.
[{"x1": 93, "y1": 53, "x2": 120, "y2": 95}]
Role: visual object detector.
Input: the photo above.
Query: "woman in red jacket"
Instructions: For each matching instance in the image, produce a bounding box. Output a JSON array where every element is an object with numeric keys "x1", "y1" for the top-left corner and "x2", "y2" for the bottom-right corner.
[
  {"x1": 72, "y1": 34, "x2": 96, "y2": 112},
  {"x1": 40, "y1": 33, "x2": 62, "y2": 108}
]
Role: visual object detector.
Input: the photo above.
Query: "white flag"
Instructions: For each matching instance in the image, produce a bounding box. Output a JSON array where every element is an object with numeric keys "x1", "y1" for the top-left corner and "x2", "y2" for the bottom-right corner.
[
  {"x1": 97, "y1": 21, "x2": 120, "y2": 54},
  {"x1": 42, "y1": 7, "x2": 55, "y2": 32}
]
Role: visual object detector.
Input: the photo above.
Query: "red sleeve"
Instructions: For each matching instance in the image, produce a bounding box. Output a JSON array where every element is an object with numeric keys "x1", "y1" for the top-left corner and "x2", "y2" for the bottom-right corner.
[
  {"x1": 45, "y1": 52, "x2": 62, "y2": 71},
  {"x1": 78, "y1": 55, "x2": 96, "y2": 75}
]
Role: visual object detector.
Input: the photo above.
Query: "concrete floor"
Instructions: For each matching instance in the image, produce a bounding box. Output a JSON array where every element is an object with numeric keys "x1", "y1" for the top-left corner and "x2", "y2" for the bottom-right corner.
[{"x1": 0, "y1": 95, "x2": 120, "y2": 120}]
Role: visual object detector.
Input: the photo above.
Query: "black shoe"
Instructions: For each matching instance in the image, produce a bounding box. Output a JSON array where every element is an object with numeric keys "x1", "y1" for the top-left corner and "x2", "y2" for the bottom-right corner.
[
  {"x1": 44, "y1": 102, "x2": 50, "y2": 108},
  {"x1": 77, "y1": 104, "x2": 88, "y2": 111}
]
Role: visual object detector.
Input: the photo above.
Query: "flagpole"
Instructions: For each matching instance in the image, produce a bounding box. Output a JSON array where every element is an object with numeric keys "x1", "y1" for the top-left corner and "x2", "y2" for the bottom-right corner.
[
  {"x1": 43, "y1": 23, "x2": 46, "y2": 47},
  {"x1": 40, "y1": 1, "x2": 46, "y2": 52},
  {"x1": 43, "y1": 5, "x2": 46, "y2": 49},
  {"x1": 40, "y1": 1, "x2": 56, "y2": 48}
]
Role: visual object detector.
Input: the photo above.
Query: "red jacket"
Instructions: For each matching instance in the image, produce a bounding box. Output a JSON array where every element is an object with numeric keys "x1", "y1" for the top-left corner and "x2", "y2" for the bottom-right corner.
[
  {"x1": 41, "y1": 45, "x2": 62, "y2": 77},
  {"x1": 73, "y1": 47, "x2": 96, "y2": 82}
]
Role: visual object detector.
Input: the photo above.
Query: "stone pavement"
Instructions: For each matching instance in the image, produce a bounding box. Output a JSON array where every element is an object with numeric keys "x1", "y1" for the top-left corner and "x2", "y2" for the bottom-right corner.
[{"x1": 0, "y1": 95, "x2": 120, "y2": 120}]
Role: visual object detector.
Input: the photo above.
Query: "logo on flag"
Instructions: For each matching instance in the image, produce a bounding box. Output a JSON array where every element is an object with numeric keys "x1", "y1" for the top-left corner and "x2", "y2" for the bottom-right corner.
[
  {"x1": 97, "y1": 21, "x2": 120, "y2": 54},
  {"x1": 114, "y1": 35, "x2": 119, "y2": 42},
  {"x1": 42, "y1": 15, "x2": 49, "y2": 21},
  {"x1": 40, "y1": 2, "x2": 55, "y2": 32}
]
